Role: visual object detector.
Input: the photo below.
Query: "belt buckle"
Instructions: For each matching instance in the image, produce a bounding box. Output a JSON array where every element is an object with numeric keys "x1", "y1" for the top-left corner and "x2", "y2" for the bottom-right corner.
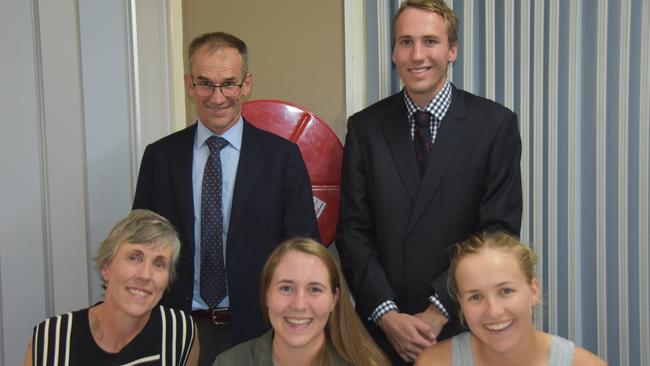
[{"x1": 211, "y1": 308, "x2": 228, "y2": 325}]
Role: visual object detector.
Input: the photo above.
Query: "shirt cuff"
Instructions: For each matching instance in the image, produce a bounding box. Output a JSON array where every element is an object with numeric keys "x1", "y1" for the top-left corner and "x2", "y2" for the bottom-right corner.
[
  {"x1": 369, "y1": 300, "x2": 399, "y2": 323},
  {"x1": 428, "y1": 294, "x2": 450, "y2": 319}
]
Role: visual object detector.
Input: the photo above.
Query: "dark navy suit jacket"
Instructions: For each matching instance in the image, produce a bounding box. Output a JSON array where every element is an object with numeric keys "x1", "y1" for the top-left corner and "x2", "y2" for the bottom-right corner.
[{"x1": 133, "y1": 120, "x2": 319, "y2": 343}]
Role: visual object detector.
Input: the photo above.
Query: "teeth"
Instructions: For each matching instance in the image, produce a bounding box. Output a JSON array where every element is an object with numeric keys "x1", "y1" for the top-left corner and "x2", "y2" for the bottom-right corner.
[
  {"x1": 485, "y1": 320, "x2": 512, "y2": 331},
  {"x1": 286, "y1": 318, "x2": 311, "y2": 325},
  {"x1": 128, "y1": 288, "x2": 148, "y2": 296}
]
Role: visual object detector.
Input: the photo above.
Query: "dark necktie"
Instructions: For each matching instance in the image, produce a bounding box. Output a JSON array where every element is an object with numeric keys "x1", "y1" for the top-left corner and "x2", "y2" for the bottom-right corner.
[
  {"x1": 413, "y1": 111, "x2": 433, "y2": 177},
  {"x1": 200, "y1": 135, "x2": 229, "y2": 308}
]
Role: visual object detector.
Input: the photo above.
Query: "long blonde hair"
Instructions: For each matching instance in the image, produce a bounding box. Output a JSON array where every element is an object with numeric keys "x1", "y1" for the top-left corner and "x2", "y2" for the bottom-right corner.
[{"x1": 260, "y1": 238, "x2": 389, "y2": 366}]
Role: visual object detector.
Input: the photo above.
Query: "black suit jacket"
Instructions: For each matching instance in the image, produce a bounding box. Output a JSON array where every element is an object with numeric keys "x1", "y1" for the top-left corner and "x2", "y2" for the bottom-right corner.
[
  {"x1": 337, "y1": 86, "x2": 522, "y2": 357},
  {"x1": 133, "y1": 120, "x2": 319, "y2": 343}
]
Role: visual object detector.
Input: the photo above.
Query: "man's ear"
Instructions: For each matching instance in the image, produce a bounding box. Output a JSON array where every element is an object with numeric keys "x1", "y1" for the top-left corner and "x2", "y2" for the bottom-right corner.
[
  {"x1": 184, "y1": 74, "x2": 195, "y2": 97},
  {"x1": 448, "y1": 41, "x2": 459, "y2": 63},
  {"x1": 241, "y1": 73, "x2": 253, "y2": 97}
]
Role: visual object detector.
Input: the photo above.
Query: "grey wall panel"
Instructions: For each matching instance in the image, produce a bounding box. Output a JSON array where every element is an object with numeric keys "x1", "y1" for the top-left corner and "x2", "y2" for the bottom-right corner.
[
  {"x1": 38, "y1": 0, "x2": 90, "y2": 316},
  {"x1": 0, "y1": 1, "x2": 48, "y2": 365},
  {"x1": 78, "y1": 0, "x2": 136, "y2": 304}
]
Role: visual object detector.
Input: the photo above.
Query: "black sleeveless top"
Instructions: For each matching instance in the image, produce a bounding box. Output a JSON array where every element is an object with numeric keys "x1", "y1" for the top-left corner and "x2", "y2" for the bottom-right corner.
[{"x1": 31, "y1": 305, "x2": 195, "y2": 365}]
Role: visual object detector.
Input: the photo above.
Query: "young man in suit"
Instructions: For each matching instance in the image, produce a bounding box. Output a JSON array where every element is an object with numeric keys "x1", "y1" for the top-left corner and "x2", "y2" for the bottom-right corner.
[
  {"x1": 133, "y1": 32, "x2": 319, "y2": 365},
  {"x1": 336, "y1": 1, "x2": 522, "y2": 364}
]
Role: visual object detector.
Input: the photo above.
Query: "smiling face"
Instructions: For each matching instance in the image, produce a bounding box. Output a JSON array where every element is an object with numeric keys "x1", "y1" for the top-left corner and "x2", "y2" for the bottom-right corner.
[
  {"x1": 455, "y1": 247, "x2": 539, "y2": 354},
  {"x1": 266, "y1": 250, "x2": 339, "y2": 356},
  {"x1": 101, "y1": 242, "x2": 172, "y2": 319},
  {"x1": 392, "y1": 7, "x2": 457, "y2": 107},
  {"x1": 185, "y1": 46, "x2": 253, "y2": 135}
]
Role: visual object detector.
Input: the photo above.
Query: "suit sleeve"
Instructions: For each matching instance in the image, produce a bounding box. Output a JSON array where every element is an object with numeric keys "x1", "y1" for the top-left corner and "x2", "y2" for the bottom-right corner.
[
  {"x1": 430, "y1": 268, "x2": 454, "y2": 319},
  {"x1": 430, "y1": 111, "x2": 522, "y2": 310},
  {"x1": 281, "y1": 143, "x2": 320, "y2": 242},
  {"x1": 133, "y1": 144, "x2": 154, "y2": 210},
  {"x1": 336, "y1": 116, "x2": 395, "y2": 319},
  {"x1": 478, "y1": 111, "x2": 522, "y2": 236}
]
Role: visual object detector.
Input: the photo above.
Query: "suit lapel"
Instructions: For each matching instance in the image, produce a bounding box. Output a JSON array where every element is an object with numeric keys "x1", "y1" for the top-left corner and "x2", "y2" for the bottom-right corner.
[
  {"x1": 228, "y1": 120, "x2": 262, "y2": 235},
  {"x1": 381, "y1": 92, "x2": 420, "y2": 203},
  {"x1": 173, "y1": 124, "x2": 198, "y2": 249},
  {"x1": 407, "y1": 86, "x2": 469, "y2": 232}
]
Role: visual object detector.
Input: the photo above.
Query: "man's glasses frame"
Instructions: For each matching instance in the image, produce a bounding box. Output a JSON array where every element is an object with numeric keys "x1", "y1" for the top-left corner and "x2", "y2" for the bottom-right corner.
[{"x1": 191, "y1": 75, "x2": 246, "y2": 97}]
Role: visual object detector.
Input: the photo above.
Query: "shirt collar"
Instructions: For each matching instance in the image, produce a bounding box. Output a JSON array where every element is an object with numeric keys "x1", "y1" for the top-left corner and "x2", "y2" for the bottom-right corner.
[
  {"x1": 196, "y1": 116, "x2": 243, "y2": 151},
  {"x1": 403, "y1": 79, "x2": 453, "y2": 121}
]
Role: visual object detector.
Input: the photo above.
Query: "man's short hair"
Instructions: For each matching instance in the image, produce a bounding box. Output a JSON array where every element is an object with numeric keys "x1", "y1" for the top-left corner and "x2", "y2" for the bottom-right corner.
[
  {"x1": 392, "y1": 0, "x2": 459, "y2": 49},
  {"x1": 187, "y1": 32, "x2": 249, "y2": 75}
]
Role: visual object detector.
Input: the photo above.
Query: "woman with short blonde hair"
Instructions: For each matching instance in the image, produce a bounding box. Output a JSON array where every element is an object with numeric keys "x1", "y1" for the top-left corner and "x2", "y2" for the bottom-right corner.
[{"x1": 24, "y1": 209, "x2": 198, "y2": 366}]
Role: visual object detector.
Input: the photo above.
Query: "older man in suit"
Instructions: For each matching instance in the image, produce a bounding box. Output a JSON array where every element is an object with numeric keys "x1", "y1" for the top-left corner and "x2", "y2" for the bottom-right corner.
[
  {"x1": 336, "y1": 1, "x2": 522, "y2": 364},
  {"x1": 133, "y1": 32, "x2": 319, "y2": 365}
]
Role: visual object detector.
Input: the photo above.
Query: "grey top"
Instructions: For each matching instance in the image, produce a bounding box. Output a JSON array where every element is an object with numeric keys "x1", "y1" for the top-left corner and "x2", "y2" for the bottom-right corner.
[
  {"x1": 213, "y1": 330, "x2": 352, "y2": 366},
  {"x1": 451, "y1": 331, "x2": 575, "y2": 366}
]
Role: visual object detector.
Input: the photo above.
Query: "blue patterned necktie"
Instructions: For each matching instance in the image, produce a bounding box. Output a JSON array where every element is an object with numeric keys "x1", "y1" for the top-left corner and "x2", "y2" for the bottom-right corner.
[
  {"x1": 413, "y1": 111, "x2": 433, "y2": 177},
  {"x1": 200, "y1": 135, "x2": 229, "y2": 308}
]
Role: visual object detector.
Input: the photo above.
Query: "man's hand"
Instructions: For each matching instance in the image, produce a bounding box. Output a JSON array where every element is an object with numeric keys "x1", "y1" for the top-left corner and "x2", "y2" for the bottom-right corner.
[
  {"x1": 413, "y1": 304, "x2": 449, "y2": 339},
  {"x1": 377, "y1": 310, "x2": 435, "y2": 362}
]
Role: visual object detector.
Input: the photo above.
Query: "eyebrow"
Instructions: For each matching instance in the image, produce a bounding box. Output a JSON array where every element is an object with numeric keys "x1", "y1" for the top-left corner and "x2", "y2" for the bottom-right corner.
[
  {"x1": 275, "y1": 279, "x2": 327, "y2": 287},
  {"x1": 125, "y1": 249, "x2": 143, "y2": 256},
  {"x1": 461, "y1": 281, "x2": 516, "y2": 294},
  {"x1": 276, "y1": 279, "x2": 295, "y2": 285},
  {"x1": 460, "y1": 289, "x2": 480, "y2": 296},
  {"x1": 195, "y1": 75, "x2": 239, "y2": 83}
]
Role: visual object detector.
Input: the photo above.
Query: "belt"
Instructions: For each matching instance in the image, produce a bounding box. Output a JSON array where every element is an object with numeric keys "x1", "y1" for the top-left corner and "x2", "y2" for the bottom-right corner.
[{"x1": 191, "y1": 308, "x2": 230, "y2": 325}]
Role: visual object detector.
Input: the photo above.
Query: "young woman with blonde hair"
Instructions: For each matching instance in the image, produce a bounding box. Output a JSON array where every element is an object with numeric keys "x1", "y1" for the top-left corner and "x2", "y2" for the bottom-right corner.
[
  {"x1": 416, "y1": 231, "x2": 605, "y2": 366},
  {"x1": 214, "y1": 237, "x2": 389, "y2": 366}
]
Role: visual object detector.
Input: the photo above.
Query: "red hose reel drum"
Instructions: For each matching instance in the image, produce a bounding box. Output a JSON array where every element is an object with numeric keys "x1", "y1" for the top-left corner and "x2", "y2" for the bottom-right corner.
[{"x1": 242, "y1": 100, "x2": 343, "y2": 246}]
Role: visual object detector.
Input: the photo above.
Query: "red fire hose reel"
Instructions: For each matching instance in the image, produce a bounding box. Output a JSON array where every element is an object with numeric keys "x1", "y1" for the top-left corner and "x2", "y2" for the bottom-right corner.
[{"x1": 242, "y1": 100, "x2": 342, "y2": 246}]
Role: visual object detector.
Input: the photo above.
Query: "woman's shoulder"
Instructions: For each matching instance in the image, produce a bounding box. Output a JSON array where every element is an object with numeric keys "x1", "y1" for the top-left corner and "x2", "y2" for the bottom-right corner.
[
  {"x1": 33, "y1": 307, "x2": 88, "y2": 333},
  {"x1": 29, "y1": 308, "x2": 91, "y2": 366},
  {"x1": 415, "y1": 338, "x2": 453, "y2": 366},
  {"x1": 157, "y1": 305, "x2": 194, "y2": 324},
  {"x1": 572, "y1": 346, "x2": 607, "y2": 366},
  {"x1": 326, "y1": 343, "x2": 355, "y2": 366},
  {"x1": 212, "y1": 330, "x2": 273, "y2": 365},
  {"x1": 548, "y1": 333, "x2": 606, "y2": 366}
]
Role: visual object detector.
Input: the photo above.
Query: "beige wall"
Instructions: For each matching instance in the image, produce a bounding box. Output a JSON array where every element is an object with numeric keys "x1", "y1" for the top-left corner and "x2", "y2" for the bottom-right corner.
[{"x1": 182, "y1": 0, "x2": 346, "y2": 140}]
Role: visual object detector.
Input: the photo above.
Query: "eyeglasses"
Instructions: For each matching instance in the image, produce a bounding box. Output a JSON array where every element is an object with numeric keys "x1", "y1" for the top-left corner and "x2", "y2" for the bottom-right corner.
[{"x1": 191, "y1": 75, "x2": 246, "y2": 97}]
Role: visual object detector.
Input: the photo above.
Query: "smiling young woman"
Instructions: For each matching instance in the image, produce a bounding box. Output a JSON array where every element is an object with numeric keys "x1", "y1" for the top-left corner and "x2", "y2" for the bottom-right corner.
[
  {"x1": 415, "y1": 231, "x2": 606, "y2": 366},
  {"x1": 213, "y1": 237, "x2": 389, "y2": 366}
]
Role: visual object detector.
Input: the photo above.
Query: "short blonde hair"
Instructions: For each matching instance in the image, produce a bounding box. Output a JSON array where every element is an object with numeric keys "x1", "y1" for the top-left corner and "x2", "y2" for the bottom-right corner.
[
  {"x1": 448, "y1": 231, "x2": 538, "y2": 326},
  {"x1": 449, "y1": 231, "x2": 537, "y2": 298},
  {"x1": 392, "y1": 0, "x2": 459, "y2": 49},
  {"x1": 95, "y1": 209, "x2": 181, "y2": 288}
]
